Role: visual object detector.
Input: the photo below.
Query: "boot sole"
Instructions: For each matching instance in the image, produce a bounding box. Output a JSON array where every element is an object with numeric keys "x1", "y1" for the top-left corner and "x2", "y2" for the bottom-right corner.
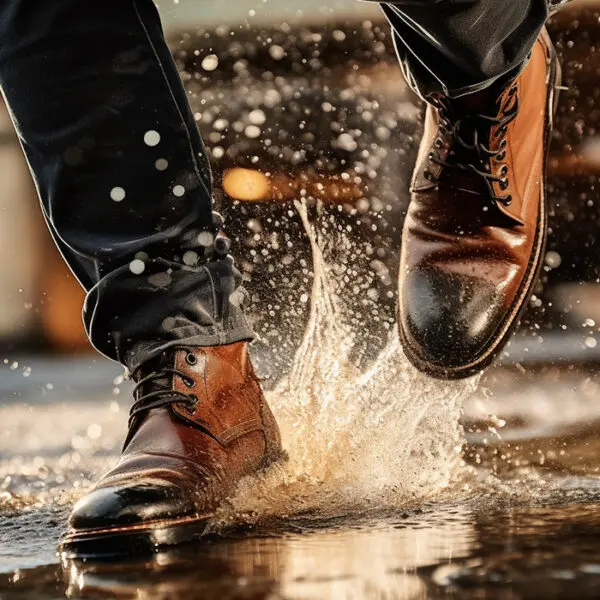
[
  {"x1": 58, "y1": 511, "x2": 216, "y2": 559},
  {"x1": 399, "y1": 32, "x2": 561, "y2": 380},
  {"x1": 58, "y1": 452, "x2": 287, "y2": 558}
]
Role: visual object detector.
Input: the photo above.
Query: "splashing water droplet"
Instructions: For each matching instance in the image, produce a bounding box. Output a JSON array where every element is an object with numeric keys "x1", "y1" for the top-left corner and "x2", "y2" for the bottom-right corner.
[
  {"x1": 197, "y1": 231, "x2": 215, "y2": 247},
  {"x1": 248, "y1": 109, "x2": 266, "y2": 126},
  {"x1": 110, "y1": 187, "x2": 126, "y2": 202},
  {"x1": 183, "y1": 251, "x2": 198, "y2": 266},
  {"x1": 129, "y1": 259, "x2": 145, "y2": 275},
  {"x1": 201, "y1": 54, "x2": 219, "y2": 71},
  {"x1": 144, "y1": 130, "x2": 161, "y2": 147},
  {"x1": 269, "y1": 45, "x2": 285, "y2": 60}
]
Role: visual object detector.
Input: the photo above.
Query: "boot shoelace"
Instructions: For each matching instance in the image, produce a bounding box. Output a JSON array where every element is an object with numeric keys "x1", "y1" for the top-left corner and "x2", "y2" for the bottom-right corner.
[
  {"x1": 129, "y1": 366, "x2": 198, "y2": 429},
  {"x1": 424, "y1": 85, "x2": 520, "y2": 207}
]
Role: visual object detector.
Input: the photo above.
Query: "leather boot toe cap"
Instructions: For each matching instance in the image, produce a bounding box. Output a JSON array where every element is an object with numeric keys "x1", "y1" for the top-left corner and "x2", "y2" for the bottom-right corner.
[
  {"x1": 68, "y1": 479, "x2": 196, "y2": 531},
  {"x1": 400, "y1": 267, "x2": 504, "y2": 373}
]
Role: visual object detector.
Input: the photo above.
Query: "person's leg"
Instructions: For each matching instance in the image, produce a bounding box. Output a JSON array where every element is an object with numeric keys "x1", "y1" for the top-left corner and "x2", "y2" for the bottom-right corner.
[
  {"x1": 0, "y1": 0, "x2": 252, "y2": 372},
  {"x1": 364, "y1": 0, "x2": 564, "y2": 377},
  {"x1": 0, "y1": 0, "x2": 282, "y2": 554}
]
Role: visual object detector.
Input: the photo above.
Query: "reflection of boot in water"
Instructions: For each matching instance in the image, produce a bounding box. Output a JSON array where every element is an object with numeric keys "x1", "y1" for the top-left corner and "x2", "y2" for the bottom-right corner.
[
  {"x1": 62, "y1": 536, "x2": 286, "y2": 599},
  {"x1": 61, "y1": 343, "x2": 283, "y2": 556}
]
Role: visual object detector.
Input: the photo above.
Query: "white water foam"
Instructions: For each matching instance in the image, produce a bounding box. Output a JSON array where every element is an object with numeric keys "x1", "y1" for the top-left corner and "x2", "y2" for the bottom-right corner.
[{"x1": 218, "y1": 201, "x2": 480, "y2": 524}]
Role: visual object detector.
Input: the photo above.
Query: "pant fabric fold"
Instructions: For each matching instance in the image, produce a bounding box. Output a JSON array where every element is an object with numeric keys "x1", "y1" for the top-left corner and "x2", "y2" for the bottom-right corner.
[
  {"x1": 0, "y1": 0, "x2": 253, "y2": 371},
  {"x1": 367, "y1": 0, "x2": 563, "y2": 98}
]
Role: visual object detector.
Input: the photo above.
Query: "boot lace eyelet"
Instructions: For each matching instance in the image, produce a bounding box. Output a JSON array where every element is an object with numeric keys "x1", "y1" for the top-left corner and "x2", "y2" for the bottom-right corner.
[
  {"x1": 184, "y1": 376, "x2": 196, "y2": 388},
  {"x1": 426, "y1": 87, "x2": 519, "y2": 213},
  {"x1": 186, "y1": 395, "x2": 199, "y2": 412},
  {"x1": 185, "y1": 352, "x2": 198, "y2": 366},
  {"x1": 503, "y1": 195, "x2": 513, "y2": 206}
]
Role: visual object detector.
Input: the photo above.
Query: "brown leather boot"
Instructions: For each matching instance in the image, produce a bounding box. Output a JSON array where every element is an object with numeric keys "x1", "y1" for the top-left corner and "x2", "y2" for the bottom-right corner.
[
  {"x1": 398, "y1": 29, "x2": 561, "y2": 379},
  {"x1": 59, "y1": 342, "x2": 283, "y2": 556}
]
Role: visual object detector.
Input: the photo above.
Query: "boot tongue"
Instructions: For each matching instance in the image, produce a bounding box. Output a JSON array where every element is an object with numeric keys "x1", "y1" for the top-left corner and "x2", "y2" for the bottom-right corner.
[{"x1": 453, "y1": 83, "x2": 503, "y2": 114}]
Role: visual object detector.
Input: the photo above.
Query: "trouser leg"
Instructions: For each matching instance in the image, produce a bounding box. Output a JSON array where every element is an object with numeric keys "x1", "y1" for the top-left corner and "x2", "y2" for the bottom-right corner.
[
  {"x1": 0, "y1": 0, "x2": 253, "y2": 371},
  {"x1": 363, "y1": 0, "x2": 566, "y2": 98}
]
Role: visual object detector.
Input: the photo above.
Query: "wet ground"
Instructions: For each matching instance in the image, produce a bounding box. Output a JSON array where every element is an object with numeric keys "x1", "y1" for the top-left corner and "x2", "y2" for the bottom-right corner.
[
  {"x1": 2, "y1": 340, "x2": 600, "y2": 599},
  {"x1": 8, "y1": 499, "x2": 600, "y2": 599}
]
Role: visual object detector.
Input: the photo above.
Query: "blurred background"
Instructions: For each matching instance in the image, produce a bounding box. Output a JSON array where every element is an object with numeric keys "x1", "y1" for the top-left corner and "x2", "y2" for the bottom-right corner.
[{"x1": 0, "y1": 0, "x2": 599, "y2": 367}]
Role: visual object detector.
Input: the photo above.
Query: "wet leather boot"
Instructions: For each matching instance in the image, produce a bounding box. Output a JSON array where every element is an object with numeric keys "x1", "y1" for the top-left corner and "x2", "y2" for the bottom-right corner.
[
  {"x1": 398, "y1": 29, "x2": 561, "y2": 379},
  {"x1": 60, "y1": 342, "x2": 283, "y2": 556}
]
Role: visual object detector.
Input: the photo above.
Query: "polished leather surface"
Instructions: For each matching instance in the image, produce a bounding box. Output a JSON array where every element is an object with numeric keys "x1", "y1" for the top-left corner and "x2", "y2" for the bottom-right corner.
[
  {"x1": 69, "y1": 343, "x2": 282, "y2": 531},
  {"x1": 399, "y1": 30, "x2": 557, "y2": 378}
]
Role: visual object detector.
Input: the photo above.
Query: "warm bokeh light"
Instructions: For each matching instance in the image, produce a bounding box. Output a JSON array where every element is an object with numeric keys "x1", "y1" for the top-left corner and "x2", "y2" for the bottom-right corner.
[
  {"x1": 222, "y1": 167, "x2": 365, "y2": 204},
  {"x1": 222, "y1": 168, "x2": 271, "y2": 201},
  {"x1": 549, "y1": 136, "x2": 600, "y2": 176}
]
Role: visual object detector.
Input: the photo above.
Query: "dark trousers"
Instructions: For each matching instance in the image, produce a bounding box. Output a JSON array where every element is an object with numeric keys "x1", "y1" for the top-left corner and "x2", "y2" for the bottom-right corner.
[
  {"x1": 0, "y1": 0, "x2": 561, "y2": 370},
  {"x1": 378, "y1": 0, "x2": 567, "y2": 97}
]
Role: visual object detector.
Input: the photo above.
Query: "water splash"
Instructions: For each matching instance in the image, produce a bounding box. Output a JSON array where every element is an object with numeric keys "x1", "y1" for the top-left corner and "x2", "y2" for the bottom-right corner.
[
  {"x1": 220, "y1": 201, "x2": 480, "y2": 524},
  {"x1": 0, "y1": 198, "x2": 479, "y2": 527}
]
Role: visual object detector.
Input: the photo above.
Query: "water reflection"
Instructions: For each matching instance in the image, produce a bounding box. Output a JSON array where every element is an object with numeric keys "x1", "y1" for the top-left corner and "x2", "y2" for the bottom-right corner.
[
  {"x1": 59, "y1": 509, "x2": 474, "y2": 600},
  {"x1": 6, "y1": 500, "x2": 600, "y2": 599},
  {"x1": 422, "y1": 502, "x2": 600, "y2": 599}
]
